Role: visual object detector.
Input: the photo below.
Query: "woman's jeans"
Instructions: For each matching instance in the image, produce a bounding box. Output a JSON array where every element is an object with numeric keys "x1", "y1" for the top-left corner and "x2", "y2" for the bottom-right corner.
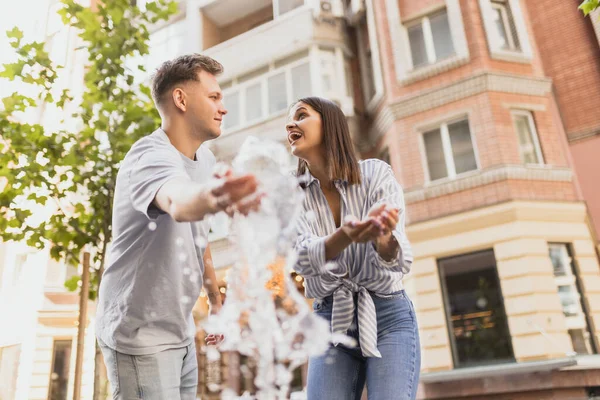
[{"x1": 307, "y1": 290, "x2": 421, "y2": 400}]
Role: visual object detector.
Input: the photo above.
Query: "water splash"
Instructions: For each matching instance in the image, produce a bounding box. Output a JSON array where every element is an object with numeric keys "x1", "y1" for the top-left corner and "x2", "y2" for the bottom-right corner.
[{"x1": 204, "y1": 137, "x2": 332, "y2": 399}]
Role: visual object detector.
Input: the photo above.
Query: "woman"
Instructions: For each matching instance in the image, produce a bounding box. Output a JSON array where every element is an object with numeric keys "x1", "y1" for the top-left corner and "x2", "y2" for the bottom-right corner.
[{"x1": 287, "y1": 97, "x2": 420, "y2": 400}]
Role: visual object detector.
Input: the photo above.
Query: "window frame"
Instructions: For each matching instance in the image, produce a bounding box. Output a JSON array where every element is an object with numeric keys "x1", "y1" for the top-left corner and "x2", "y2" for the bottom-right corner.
[
  {"x1": 438, "y1": 249, "x2": 516, "y2": 368},
  {"x1": 221, "y1": 56, "x2": 311, "y2": 133},
  {"x1": 385, "y1": 0, "x2": 469, "y2": 83},
  {"x1": 47, "y1": 339, "x2": 73, "y2": 400},
  {"x1": 511, "y1": 110, "x2": 544, "y2": 165},
  {"x1": 479, "y1": 0, "x2": 533, "y2": 63},
  {"x1": 419, "y1": 117, "x2": 480, "y2": 183},
  {"x1": 548, "y1": 243, "x2": 598, "y2": 354},
  {"x1": 406, "y1": 9, "x2": 455, "y2": 69},
  {"x1": 356, "y1": 0, "x2": 385, "y2": 111},
  {"x1": 490, "y1": 0, "x2": 519, "y2": 51}
]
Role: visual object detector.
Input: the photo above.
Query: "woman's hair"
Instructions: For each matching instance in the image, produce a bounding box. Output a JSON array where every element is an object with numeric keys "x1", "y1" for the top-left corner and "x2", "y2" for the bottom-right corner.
[{"x1": 294, "y1": 97, "x2": 361, "y2": 185}]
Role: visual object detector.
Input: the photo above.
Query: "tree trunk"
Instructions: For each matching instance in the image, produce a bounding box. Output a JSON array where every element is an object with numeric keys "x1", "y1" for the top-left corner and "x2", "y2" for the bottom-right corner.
[
  {"x1": 73, "y1": 252, "x2": 90, "y2": 400},
  {"x1": 93, "y1": 265, "x2": 107, "y2": 400}
]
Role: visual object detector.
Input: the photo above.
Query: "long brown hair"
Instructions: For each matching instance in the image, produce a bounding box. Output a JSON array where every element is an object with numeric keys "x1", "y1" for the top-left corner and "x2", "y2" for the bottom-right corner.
[{"x1": 294, "y1": 97, "x2": 361, "y2": 185}]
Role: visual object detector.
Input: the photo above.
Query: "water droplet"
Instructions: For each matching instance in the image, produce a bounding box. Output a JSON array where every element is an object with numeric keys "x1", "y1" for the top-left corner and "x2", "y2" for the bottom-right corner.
[
  {"x1": 179, "y1": 253, "x2": 187, "y2": 262},
  {"x1": 206, "y1": 346, "x2": 220, "y2": 361},
  {"x1": 325, "y1": 356, "x2": 335, "y2": 364},
  {"x1": 180, "y1": 296, "x2": 191, "y2": 304},
  {"x1": 176, "y1": 237, "x2": 184, "y2": 246},
  {"x1": 195, "y1": 236, "x2": 207, "y2": 248},
  {"x1": 305, "y1": 210, "x2": 316, "y2": 222},
  {"x1": 183, "y1": 267, "x2": 191, "y2": 275},
  {"x1": 207, "y1": 383, "x2": 220, "y2": 393},
  {"x1": 205, "y1": 278, "x2": 212, "y2": 285},
  {"x1": 148, "y1": 222, "x2": 157, "y2": 231},
  {"x1": 150, "y1": 312, "x2": 157, "y2": 318}
]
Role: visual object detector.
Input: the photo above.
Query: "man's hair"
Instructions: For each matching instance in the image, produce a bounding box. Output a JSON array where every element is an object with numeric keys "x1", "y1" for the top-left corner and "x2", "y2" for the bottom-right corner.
[
  {"x1": 151, "y1": 54, "x2": 224, "y2": 107},
  {"x1": 294, "y1": 97, "x2": 361, "y2": 186}
]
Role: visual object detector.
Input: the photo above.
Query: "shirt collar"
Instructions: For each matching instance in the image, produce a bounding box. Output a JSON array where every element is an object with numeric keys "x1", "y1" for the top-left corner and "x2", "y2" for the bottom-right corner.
[{"x1": 300, "y1": 169, "x2": 348, "y2": 189}]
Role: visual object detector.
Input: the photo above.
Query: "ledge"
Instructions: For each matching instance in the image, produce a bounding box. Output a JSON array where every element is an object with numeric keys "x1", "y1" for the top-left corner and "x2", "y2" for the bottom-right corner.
[
  {"x1": 366, "y1": 71, "x2": 553, "y2": 150},
  {"x1": 401, "y1": 54, "x2": 470, "y2": 86},
  {"x1": 405, "y1": 165, "x2": 572, "y2": 204},
  {"x1": 421, "y1": 357, "x2": 577, "y2": 383}
]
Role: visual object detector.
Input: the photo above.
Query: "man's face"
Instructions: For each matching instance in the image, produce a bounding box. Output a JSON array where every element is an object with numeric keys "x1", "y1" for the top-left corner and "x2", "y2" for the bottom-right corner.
[{"x1": 184, "y1": 70, "x2": 227, "y2": 141}]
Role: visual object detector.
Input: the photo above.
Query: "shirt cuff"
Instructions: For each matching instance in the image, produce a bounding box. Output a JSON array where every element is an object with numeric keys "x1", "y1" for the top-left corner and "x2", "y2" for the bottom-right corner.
[{"x1": 372, "y1": 231, "x2": 402, "y2": 269}]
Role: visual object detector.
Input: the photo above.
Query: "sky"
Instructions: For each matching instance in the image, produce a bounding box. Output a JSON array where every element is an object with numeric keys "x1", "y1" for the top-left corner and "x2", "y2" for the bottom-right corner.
[{"x1": 0, "y1": 0, "x2": 50, "y2": 98}]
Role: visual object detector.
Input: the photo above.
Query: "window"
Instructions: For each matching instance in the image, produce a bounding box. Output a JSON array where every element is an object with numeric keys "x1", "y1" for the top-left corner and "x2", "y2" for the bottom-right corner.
[
  {"x1": 479, "y1": 0, "x2": 532, "y2": 61},
  {"x1": 490, "y1": 1, "x2": 520, "y2": 51},
  {"x1": 48, "y1": 340, "x2": 72, "y2": 400},
  {"x1": 245, "y1": 83, "x2": 263, "y2": 122},
  {"x1": 320, "y1": 49, "x2": 337, "y2": 94},
  {"x1": 422, "y1": 119, "x2": 477, "y2": 181},
  {"x1": 0, "y1": 345, "x2": 21, "y2": 400},
  {"x1": 356, "y1": 0, "x2": 384, "y2": 108},
  {"x1": 223, "y1": 91, "x2": 240, "y2": 130},
  {"x1": 407, "y1": 9, "x2": 455, "y2": 69},
  {"x1": 268, "y1": 72, "x2": 287, "y2": 114},
  {"x1": 549, "y1": 243, "x2": 596, "y2": 355},
  {"x1": 291, "y1": 63, "x2": 311, "y2": 101},
  {"x1": 512, "y1": 111, "x2": 543, "y2": 164},
  {"x1": 358, "y1": 17, "x2": 376, "y2": 100},
  {"x1": 221, "y1": 54, "x2": 317, "y2": 132},
  {"x1": 439, "y1": 250, "x2": 514, "y2": 367}
]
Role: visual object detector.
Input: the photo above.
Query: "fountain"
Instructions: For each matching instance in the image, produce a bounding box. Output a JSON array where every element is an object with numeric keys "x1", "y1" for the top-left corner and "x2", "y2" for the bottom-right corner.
[{"x1": 202, "y1": 137, "x2": 332, "y2": 399}]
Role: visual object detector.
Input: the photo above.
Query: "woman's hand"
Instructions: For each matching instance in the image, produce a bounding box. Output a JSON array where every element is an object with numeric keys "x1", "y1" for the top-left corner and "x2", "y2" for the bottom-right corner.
[
  {"x1": 368, "y1": 203, "x2": 400, "y2": 236},
  {"x1": 340, "y1": 215, "x2": 382, "y2": 244},
  {"x1": 368, "y1": 203, "x2": 401, "y2": 260}
]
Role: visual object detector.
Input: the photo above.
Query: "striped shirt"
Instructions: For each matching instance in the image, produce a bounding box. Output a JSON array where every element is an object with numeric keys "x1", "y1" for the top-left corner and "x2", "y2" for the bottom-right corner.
[{"x1": 294, "y1": 159, "x2": 413, "y2": 358}]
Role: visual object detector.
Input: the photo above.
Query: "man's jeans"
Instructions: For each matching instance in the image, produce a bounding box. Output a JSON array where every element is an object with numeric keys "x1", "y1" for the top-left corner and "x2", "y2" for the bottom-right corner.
[
  {"x1": 99, "y1": 341, "x2": 198, "y2": 400},
  {"x1": 307, "y1": 290, "x2": 421, "y2": 400}
]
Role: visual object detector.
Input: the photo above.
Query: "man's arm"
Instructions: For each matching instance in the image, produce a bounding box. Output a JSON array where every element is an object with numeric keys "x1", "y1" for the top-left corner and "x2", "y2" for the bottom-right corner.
[
  {"x1": 154, "y1": 174, "x2": 258, "y2": 222},
  {"x1": 202, "y1": 245, "x2": 222, "y2": 314}
]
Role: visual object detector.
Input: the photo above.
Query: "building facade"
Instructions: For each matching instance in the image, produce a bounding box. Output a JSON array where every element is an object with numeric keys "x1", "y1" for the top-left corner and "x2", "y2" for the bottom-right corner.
[
  {"x1": 0, "y1": 1, "x2": 98, "y2": 399},
  {"x1": 367, "y1": 0, "x2": 600, "y2": 398},
  {"x1": 3, "y1": 0, "x2": 600, "y2": 399},
  {"x1": 182, "y1": 0, "x2": 600, "y2": 398}
]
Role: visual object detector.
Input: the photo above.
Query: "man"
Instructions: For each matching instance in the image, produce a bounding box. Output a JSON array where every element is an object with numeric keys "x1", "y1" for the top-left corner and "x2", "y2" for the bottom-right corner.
[{"x1": 96, "y1": 54, "x2": 258, "y2": 399}]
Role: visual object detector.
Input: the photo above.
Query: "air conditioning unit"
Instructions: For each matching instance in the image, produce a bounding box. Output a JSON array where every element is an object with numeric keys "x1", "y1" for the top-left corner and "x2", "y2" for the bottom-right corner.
[{"x1": 316, "y1": 0, "x2": 344, "y2": 19}]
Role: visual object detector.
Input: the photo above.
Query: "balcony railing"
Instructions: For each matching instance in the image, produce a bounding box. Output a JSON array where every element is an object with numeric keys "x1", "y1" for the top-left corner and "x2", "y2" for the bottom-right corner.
[{"x1": 203, "y1": 5, "x2": 316, "y2": 81}]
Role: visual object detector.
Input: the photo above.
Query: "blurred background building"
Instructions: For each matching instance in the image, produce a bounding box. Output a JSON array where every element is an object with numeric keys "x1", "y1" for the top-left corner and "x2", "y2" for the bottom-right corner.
[{"x1": 2, "y1": 0, "x2": 600, "y2": 399}]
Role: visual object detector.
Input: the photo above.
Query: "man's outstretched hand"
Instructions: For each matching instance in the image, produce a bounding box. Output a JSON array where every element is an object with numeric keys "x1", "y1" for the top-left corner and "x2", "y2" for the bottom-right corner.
[{"x1": 209, "y1": 169, "x2": 263, "y2": 217}]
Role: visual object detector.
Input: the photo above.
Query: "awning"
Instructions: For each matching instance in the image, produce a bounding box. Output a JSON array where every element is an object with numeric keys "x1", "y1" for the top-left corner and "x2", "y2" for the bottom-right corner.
[{"x1": 420, "y1": 357, "x2": 581, "y2": 383}]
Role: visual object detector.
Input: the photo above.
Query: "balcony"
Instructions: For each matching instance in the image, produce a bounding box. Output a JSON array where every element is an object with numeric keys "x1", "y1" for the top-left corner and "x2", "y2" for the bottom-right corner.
[
  {"x1": 200, "y1": 0, "x2": 347, "y2": 81},
  {"x1": 206, "y1": 43, "x2": 356, "y2": 161}
]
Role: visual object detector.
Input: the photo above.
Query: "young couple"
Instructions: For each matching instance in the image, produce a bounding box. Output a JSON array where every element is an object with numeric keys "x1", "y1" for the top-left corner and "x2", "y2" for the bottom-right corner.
[{"x1": 96, "y1": 53, "x2": 420, "y2": 400}]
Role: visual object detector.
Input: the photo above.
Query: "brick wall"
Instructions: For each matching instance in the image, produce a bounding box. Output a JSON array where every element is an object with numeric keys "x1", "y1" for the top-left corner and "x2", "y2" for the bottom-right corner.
[
  {"x1": 525, "y1": 0, "x2": 600, "y2": 141},
  {"x1": 373, "y1": 0, "x2": 544, "y2": 100}
]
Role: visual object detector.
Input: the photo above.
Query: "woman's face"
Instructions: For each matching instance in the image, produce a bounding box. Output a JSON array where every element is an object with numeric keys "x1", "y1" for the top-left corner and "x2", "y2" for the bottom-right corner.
[{"x1": 286, "y1": 102, "x2": 323, "y2": 160}]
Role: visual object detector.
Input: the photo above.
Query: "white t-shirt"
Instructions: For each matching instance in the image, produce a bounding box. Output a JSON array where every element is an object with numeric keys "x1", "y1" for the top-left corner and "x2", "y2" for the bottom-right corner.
[{"x1": 96, "y1": 128, "x2": 215, "y2": 355}]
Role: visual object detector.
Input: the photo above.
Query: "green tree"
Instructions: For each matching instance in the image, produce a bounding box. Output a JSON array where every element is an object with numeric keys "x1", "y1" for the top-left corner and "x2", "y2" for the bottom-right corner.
[
  {"x1": 0, "y1": 0, "x2": 177, "y2": 397},
  {"x1": 579, "y1": 0, "x2": 600, "y2": 17}
]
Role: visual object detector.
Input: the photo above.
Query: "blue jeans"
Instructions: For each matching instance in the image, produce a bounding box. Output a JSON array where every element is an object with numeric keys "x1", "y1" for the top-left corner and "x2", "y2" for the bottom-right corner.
[
  {"x1": 99, "y1": 340, "x2": 198, "y2": 400},
  {"x1": 307, "y1": 290, "x2": 420, "y2": 400}
]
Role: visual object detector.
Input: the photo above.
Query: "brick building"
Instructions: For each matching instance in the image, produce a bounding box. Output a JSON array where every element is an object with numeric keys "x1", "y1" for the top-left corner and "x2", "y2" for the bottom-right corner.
[
  {"x1": 4, "y1": 0, "x2": 599, "y2": 399},
  {"x1": 362, "y1": 0, "x2": 600, "y2": 398},
  {"x1": 187, "y1": 0, "x2": 600, "y2": 398}
]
